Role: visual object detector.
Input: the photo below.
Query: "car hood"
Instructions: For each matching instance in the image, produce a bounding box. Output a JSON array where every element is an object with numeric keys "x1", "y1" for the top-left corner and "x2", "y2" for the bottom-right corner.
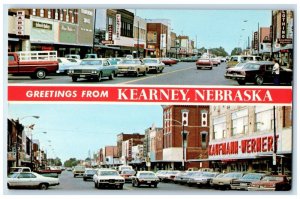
[
  {"x1": 144, "y1": 63, "x2": 162, "y2": 66},
  {"x1": 98, "y1": 176, "x2": 124, "y2": 180},
  {"x1": 69, "y1": 65, "x2": 104, "y2": 70},
  {"x1": 251, "y1": 180, "x2": 281, "y2": 186}
]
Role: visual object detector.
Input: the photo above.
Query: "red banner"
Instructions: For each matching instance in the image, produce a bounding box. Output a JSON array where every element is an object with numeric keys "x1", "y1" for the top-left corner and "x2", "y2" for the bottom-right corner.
[{"x1": 8, "y1": 86, "x2": 292, "y2": 104}]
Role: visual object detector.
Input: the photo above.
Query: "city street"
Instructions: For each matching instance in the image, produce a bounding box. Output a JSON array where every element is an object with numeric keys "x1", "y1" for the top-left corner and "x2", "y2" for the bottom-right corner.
[
  {"x1": 8, "y1": 62, "x2": 238, "y2": 86},
  {"x1": 6, "y1": 170, "x2": 232, "y2": 194}
]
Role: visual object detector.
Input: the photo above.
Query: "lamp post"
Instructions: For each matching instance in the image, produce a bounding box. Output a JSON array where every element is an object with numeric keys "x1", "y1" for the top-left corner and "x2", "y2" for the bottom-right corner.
[
  {"x1": 31, "y1": 131, "x2": 47, "y2": 171},
  {"x1": 165, "y1": 118, "x2": 187, "y2": 171}
]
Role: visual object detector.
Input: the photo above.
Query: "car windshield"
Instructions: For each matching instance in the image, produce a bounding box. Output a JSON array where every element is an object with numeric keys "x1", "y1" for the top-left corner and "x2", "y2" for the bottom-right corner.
[
  {"x1": 224, "y1": 173, "x2": 243, "y2": 178},
  {"x1": 244, "y1": 64, "x2": 260, "y2": 70},
  {"x1": 86, "y1": 170, "x2": 97, "y2": 174},
  {"x1": 81, "y1": 60, "x2": 102, "y2": 65},
  {"x1": 203, "y1": 173, "x2": 217, "y2": 177},
  {"x1": 100, "y1": 171, "x2": 119, "y2": 176},
  {"x1": 122, "y1": 170, "x2": 135, "y2": 175},
  {"x1": 262, "y1": 176, "x2": 283, "y2": 181},
  {"x1": 144, "y1": 59, "x2": 158, "y2": 64},
  {"x1": 139, "y1": 173, "x2": 155, "y2": 177},
  {"x1": 121, "y1": 60, "x2": 140, "y2": 64},
  {"x1": 242, "y1": 173, "x2": 264, "y2": 180}
]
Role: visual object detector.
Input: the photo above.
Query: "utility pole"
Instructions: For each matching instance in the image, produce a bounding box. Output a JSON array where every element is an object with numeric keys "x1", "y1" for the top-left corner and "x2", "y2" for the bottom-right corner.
[{"x1": 258, "y1": 22, "x2": 260, "y2": 56}]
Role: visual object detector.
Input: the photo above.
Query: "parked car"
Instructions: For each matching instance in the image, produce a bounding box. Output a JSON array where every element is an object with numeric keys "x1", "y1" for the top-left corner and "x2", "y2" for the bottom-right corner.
[
  {"x1": 160, "y1": 170, "x2": 181, "y2": 182},
  {"x1": 7, "y1": 172, "x2": 60, "y2": 190},
  {"x1": 161, "y1": 57, "x2": 177, "y2": 66},
  {"x1": 118, "y1": 165, "x2": 133, "y2": 173},
  {"x1": 181, "y1": 56, "x2": 199, "y2": 62},
  {"x1": 108, "y1": 57, "x2": 123, "y2": 65},
  {"x1": 209, "y1": 173, "x2": 225, "y2": 186},
  {"x1": 173, "y1": 171, "x2": 187, "y2": 184},
  {"x1": 176, "y1": 171, "x2": 202, "y2": 185},
  {"x1": 248, "y1": 175, "x2": 291, "y2": 191},
  {"x1": 84, "y1": 53, "x2": 98, "y2": 59},
  {"x1": 8, "y1": 51, "x2": 59, "y2": 79},
  {"x1": 117, "y1": 59, "x2": 148, "y2": 77},
  {"x1": 224, "y1": 61, "x2": 293, "y2": 85},
  {"x1": 196, "y1": 58, "x2": 213, "y2": 70},
  {"x1": 211, "y1": 172, "x2": 245, "y2": 190},
  {"x1": 83, "y1": 168, "x2": 97, "y2": 181},
  {"x1": 187, "y1": 172, "x2": 219, "y2": 187},
  {"x1": 131, "y1": 171, "x2": 160, "y2": 188},
  {"x1": 65, "y1": 54, "x2": 80, "y2": 59},
  {"x1": 230, "y1": 173, "x2": 266, "y2": 190},
  {"x1": 227, "y1": 55, "x2": 262, "y2": 68},
  {"x1": 143, "y1": 58, "x2": 165, "y2": 73},
  {"x1": 93, "y1": 169, "x2": 125, "y2": 189},
  {"x1": 9, "y1": 167, "x2": 31, "y2": 174},
  {"x1": 73, "y1": 165, "x2": 86, "y2": 178},
  {"x1": 120, "y1": 169, "x2": 136, "y2": 182},
  {"x1": 67, "y1": 58, "x2": 118, "y2": 82}
]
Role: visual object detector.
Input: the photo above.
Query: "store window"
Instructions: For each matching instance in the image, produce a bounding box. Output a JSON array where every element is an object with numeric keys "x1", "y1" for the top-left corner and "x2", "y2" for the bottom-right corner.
[
  {"x1": 40, "y1": 9, "x2": 44, "y2": 17},
  {"x1": 231, "y1": 109, "x2": 248, "y2": 136},
  {"x1": 213, "y1": 116, "x2": 226, "y2": 140},
  {"x1": 32, "y1": 9, "x2": 36, "y2": 16},
  {"x1": 255, "y1": 106, "x2": 274, "y2": 132}
]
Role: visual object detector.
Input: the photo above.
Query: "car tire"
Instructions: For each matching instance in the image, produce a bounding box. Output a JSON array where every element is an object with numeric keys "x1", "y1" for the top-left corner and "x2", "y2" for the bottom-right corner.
[
  {"x1": 119, "y1": 184, "x2": 123, "y2": 189},
  {"x1": 74, "y1": 174, "x2": 76, "y2": 178},
  {"x1": 255, "y1": 76, "x2": 264, "y2": 85},
  {"x1": 143, "y1": 70, "x2": 147, "y2": 76},
  {"x1": 94, "y1": 182, "x2": 97, "y2": 188},
  {"x1": 109, "y1": 72, "x2": 115, "y2": 80},
  {"x1": 39, "y1": 183, "x2": 48, "y2": 190},
  {"x1": 98, "y1": 73, "x2": 102, "y2": 82},
  {"x1": 7, "y1": 183, "x2": 11, "y2": 189},
  {"x1": 237, "y1": 80, "x2": 246, "y2": 85},
  {"x1": 136, "y1": 70, "x2": 140, "y2": 77},
  {"x1": 72, "y1": 77, "x2": 77, "y2": 82},
  {"x1": 35, "y1": 69, "x2": 47, "y2": 79},
  {"x1": 83, "y1": 178, "x2": 86, "y2": 181},
  {"x1": 154, "y1": 183, "x2": 158, "y2": 188}
]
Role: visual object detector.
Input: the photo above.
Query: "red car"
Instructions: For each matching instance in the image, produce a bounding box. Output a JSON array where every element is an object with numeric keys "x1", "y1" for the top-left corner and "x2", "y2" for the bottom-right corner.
[
  {"x1": 196, "y1": 59, "x2": 213, "y2": 70},
  {"x1": 161, "y1": 58, "x2": 177, "y2": 66},
  {"x1": 248, "y1": 175, "x2": 291, "y2": 191},
  {"x1": 120, "y1": 169, "x2": 136, "y2": 182}
]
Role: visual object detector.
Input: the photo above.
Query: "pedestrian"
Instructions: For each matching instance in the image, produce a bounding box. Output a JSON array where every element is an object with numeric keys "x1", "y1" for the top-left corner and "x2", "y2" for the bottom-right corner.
[{"x1": 272, "y1": 58, "x2": 280, "y2": 86}]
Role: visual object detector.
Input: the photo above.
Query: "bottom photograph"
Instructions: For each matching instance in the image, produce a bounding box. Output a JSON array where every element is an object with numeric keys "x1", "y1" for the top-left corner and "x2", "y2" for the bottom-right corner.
[{"x1": 6, "y1": 104, "x2": 292, "y2": 194}]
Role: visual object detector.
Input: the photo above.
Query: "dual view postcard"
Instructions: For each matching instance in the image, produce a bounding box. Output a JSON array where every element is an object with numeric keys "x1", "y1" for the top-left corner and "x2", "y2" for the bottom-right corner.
[{"x1": 4, "y1": 6, "x2": 295, "y2": 196}]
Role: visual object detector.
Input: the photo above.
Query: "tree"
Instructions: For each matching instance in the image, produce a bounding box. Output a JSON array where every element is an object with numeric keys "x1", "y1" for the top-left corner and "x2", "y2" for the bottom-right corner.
[
  {"x1": 231, "y1": 47, "x2": 243, "y2": 56},
  {"x1": 64, "y1": 158, "x2": 80, "y2": 168}
]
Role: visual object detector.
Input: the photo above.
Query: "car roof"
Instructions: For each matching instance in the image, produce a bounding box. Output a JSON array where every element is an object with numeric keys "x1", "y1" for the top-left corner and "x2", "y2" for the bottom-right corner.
[{"x1": 82, "y1": 58, "x2": 107, "y2": 61}]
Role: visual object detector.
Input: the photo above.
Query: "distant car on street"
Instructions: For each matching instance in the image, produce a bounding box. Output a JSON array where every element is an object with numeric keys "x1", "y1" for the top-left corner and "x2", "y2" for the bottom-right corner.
[
  {"x1": 117, "y1": 59, "x2": 148, "y2": 77},
  {"x1": 7, "y1": 172, "x2": 60, "y2": 190},
  {"x1": 83, "y1": 168, "x2": 97, "y2": 181},
  {"x1": 67, "y1": 58, "x2": 118, "y2": 82},
  {"x1": 131, "y1": 171, "x2": 160, "y2": 188},
  {"x1": 211, "y1": 172, "x2": 245, "y2": 190},
  {"x1": 224, "y1": 61, "x2": 293, "y2": 85},
  {"x1": 161, "y1": 57, "x2": 177, "y2": 66},
  {"x1": 73, "y1": 165, "x2": 86, "y2": 177},
  {"x1": 196, "y1": 58, "x2": 213, "y2": 70},
  {"x1": 143, "y1": 58, "x2": 165, "y2": 73},
  {"x1": 120, "y1": 169, "x2": 136, "y2": 182}
]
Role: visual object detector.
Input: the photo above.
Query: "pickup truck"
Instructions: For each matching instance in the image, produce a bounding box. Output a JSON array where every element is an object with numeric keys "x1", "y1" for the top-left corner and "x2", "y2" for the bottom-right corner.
[
  {"x1": 37, "y1": 166, "x2": 62, "y2": 175},
  {"x1": 8, "y1": 51, "x2": 59, "y2": 79}
]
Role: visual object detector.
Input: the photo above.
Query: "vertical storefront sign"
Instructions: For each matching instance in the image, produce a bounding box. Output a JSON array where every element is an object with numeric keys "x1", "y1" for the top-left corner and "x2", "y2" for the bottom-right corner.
[
  {"x1": 254, "y1": 31, "x2": 258, "y2": 50},
  {"x1": 16, "y1": 11, "x2": 25, "y2": 35},
  {"x1": 116, "y1": 14, "x2": 121, "y2": 40},
  {"x1": 108, "y1": 25, "x2": 113, "y2": 41},
  {"x1": 281, "y1": 10, "x2": 287, "y2": 39}
]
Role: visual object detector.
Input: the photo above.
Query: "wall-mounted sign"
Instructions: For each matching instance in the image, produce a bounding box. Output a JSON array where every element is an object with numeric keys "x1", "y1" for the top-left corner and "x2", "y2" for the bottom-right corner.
[
  {"x1": 32, "y1": 21, "x2": 52, "y2": 30},
  {"x1": 278, "y1": 38, "x2": 292, "y2": 44},
  {"x1": 102, "y1": 40, "x2": 114, "y2": 44},
  {"x1": 281, "y1": 10, "x2": 287, "y2": 39},
  {"x1": 16, "y1": 10, "x2": 25, "y2": 35},
  {"x1": 116, "y1": 14, "x2": 121, "y2": 40},
  {"x1": 60, "y1": 22, "x2": 77, "y2": 44}
]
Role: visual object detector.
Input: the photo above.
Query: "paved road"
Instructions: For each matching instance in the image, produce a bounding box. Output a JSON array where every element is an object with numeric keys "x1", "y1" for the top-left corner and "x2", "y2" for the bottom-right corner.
[
  {"x1": 6, "y1": 170, "x2": 231, "y2": 195},
  {"x1": 8, "y1": 62, "x2": 239, "y2": 86}
]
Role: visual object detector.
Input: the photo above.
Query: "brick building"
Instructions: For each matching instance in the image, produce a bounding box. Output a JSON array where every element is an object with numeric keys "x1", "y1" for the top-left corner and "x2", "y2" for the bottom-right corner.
[
  {"x1": 146, "y1": 22, "x2": 168, "y2": 58},
  {"x1": 161, "y1": 105, "x2": 210, "y2": 170},
  {"x1": 116, "y1": 133, "x2": 144, "y2": 158}
]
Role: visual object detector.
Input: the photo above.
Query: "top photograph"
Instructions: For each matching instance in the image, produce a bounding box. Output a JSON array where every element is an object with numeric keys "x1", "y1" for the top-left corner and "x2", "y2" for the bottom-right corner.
[{"x1": 7, "y1": 9, "x2": 294, "y2": 86}]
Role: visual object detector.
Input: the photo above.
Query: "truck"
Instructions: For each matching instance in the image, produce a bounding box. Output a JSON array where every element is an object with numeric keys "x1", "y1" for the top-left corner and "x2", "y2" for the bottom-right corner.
[
  {"x1": 36, "y1": 166, "x2": 62, "y2": 178},
  {"x1": 8, "y1": 51, "x2": 59, "y2": 79}
]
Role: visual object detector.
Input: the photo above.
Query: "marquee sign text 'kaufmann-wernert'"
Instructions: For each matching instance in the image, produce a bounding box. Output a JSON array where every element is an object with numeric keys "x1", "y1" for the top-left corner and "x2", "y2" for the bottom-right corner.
[{"x1": 8, "y1": 86, "x2": 292, "y2": 104}]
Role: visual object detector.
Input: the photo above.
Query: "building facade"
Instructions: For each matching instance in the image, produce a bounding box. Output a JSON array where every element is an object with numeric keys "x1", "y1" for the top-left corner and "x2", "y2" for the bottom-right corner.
[{"x1": 209, "y1": 105, "x2": 292, "y2": 175}]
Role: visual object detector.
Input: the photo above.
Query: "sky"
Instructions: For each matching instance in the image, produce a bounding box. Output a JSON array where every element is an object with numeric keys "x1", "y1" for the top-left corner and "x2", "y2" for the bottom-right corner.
[
  {"x1": 135, "y1": 9, "x2": 272, "y2": 54},
  {"x1": 7, "y1": 104, "x2": 163, "y2": 162}
]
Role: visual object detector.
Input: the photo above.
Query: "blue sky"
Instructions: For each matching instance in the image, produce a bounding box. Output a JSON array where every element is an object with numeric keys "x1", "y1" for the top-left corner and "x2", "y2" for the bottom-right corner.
[
  {"x1": 135, "y1": 9, "x2": 272, "y2": 54},
  {"x1": 8, "y1": 104, "x2": 163, "y2": 162}
]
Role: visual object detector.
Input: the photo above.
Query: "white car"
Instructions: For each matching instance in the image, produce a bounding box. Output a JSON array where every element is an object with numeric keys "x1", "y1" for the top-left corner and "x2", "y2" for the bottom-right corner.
[
  {"x1": 7, "y1": 172, "x2": 60, "y2": 190},
  {"x1": 143, "y1": 58, "x2": 165, "y2": 73},
  {"x1": 93, "y1": 169, "x2": 125, "y2": 189},
  {"x1": 56, "y1": 57, "x2": 80, "y2": 74}
]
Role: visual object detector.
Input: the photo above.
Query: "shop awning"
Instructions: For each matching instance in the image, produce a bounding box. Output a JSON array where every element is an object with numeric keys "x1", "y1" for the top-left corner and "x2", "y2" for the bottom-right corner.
[{"x1": 94, "y1": 44, "x2": 121, "y2": 50}]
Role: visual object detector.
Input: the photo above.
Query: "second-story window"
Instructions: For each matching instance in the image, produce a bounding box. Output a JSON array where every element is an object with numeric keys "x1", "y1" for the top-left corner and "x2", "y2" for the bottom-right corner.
[
  {"x1": 40, "y1": 9, "x2": 44, "y2": 17},
  {"x1": 55, "y1": 9, "x2": 58, "y2": 20},
  {"x1": 32, "y1": 9, "x2": 36, "y2": 16},
  {"x1": 255, "y1": 106, "x2": 274, "y2": 132},
  {"x1": 48, "y1": 10, "x2": 51, "y2": 19},
  {"x1": 213, "y1": 116, "x2": 226, "y2": 140},
  {"x1": 231, "y1": 109, "x2": 248, "y2": 136}
]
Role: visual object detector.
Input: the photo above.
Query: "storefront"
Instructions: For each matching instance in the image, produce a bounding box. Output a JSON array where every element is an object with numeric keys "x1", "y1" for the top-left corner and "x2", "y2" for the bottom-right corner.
[{"x1": 208, "y1": 132, "x2": 292, "y2": 175}]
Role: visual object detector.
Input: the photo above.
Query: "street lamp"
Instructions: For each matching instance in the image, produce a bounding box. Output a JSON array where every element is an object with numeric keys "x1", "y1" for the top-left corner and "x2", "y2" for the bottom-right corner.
[
  {"x1": 165, "y1": 118, "x2": 187, "y2": 171},
  {"x1": 31, "y1": 131, "x2": 47, "y2": 171}
]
